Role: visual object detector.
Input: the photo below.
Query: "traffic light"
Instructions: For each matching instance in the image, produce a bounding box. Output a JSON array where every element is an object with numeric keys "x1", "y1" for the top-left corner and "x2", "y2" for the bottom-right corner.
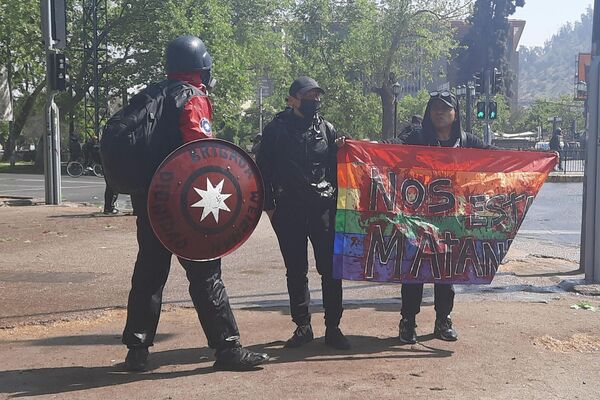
[
  {"x1": 492, "y1": 68, "x2": 503, "y2": 95},
  {"x1": 476, "y1": 101, "x2": 486, "y2": 119},
  {"x1": 488, "y1": 101, "x2": 498, "y2": 119},
  {"x1": 473, "y1": 71, "x2": 483, "y2": 95},
  {"x1": 49, "y1": 53, "x2": 67, "y2": 91}
]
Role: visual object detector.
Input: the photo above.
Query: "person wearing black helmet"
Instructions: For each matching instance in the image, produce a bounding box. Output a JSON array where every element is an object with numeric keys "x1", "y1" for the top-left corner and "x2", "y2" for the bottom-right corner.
[
  {"x1": 121, "y1": 35, "x2": 269, "y2": 372},
  {"x1": 256, "y1": 77, "x2": 350, "y2": 350},
  {"x1": 397, "y1": 90, "x2": 493, "y2": 345}
]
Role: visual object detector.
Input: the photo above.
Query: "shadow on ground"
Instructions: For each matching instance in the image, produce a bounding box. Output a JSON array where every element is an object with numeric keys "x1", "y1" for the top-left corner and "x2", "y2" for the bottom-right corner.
[{"x1": 0, "y1": 334, "x2": 451, "y2": 398}]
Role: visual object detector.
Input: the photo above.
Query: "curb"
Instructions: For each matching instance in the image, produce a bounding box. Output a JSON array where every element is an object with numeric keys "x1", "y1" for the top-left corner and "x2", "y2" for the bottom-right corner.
[
  {"x1": 573, "y1": 284, "x2": 600, "y2": 296},
  {"x1": 0, "y1": 196, "x2": 36, "y2": 206},
  {"x1": 547, "y1": 175, "x2": 584, "y2": 183}
]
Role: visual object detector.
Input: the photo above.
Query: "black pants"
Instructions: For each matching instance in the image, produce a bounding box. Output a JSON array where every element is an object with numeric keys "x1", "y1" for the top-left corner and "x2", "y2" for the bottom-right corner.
[
  {"x1": 271, "y1": 200, "x2": 342, "y2": 329},
  {"x1": 401, "y1": 283, "x2": 455, "y2": 319},
  {"x1": 122, "y1": 193, "x2": 240, "y2": 350},
  {"x1": 103, "y1": 184, "x2": 118, "y2": 212}
]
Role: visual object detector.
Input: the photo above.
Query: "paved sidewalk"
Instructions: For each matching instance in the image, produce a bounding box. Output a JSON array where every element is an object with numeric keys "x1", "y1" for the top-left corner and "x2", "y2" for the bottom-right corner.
[{"x1": 0, "y1": 204, "x2": 599, "y2": 399}]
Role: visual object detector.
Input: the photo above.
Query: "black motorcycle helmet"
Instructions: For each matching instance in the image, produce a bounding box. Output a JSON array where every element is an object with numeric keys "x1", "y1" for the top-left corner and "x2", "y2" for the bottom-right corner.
[{"x1": 166, "y1": 35, "x2": 212, "y2": 84}]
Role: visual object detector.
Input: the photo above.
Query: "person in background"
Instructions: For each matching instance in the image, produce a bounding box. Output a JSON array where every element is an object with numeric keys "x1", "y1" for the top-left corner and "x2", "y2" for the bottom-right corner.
[
  {"x1": 68, "y1": 133, "x2": 82, "y2": 162},
  {"x1": 549, "y1": 128, "x2": 563, "y2": 170}
]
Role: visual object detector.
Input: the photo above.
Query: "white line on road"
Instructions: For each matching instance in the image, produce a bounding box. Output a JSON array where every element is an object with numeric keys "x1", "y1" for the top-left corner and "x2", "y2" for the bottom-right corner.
[
  {"x1": 0, "y1": 185, "x2": 105, "y2": 194},
  {"x1": 519, "y1": 229, "x2": 580, "y2": 235}
]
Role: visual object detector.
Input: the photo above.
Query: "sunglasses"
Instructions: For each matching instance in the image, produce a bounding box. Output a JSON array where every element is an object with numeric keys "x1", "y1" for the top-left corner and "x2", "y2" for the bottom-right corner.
[{"x1": 429, "y1": 91, "x2": 454, "y2": 99}]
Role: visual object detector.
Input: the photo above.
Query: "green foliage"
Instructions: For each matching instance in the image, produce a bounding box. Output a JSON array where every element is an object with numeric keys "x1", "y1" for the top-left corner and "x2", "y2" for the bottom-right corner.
[
  {"x1": 456, "y1": 0, "x2": 525, "y2": 95},
  {"x1": 519, "y1": 7, "x2": 593, "y2": 104},
  {"x1": 284, "y1": 0, "x2": 462, "y2": 139},
  {"x1": 0, "y1": 0, "x2": 46, "y2": 154},
  {"x1": 518, "y1": 96, "x2": 584, "y2": 136},
  {"x1": 2, "y1": 0, "x2": 467, "y2": 148}
]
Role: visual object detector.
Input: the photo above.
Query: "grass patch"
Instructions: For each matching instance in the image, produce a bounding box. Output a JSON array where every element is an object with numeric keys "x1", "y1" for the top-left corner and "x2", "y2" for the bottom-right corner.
[{"x1": 0, "y1": 162, "x2": 41, "y2": 174}]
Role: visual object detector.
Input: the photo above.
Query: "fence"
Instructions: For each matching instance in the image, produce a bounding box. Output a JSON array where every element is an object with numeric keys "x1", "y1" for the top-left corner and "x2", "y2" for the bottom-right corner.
[{"x1": 558, "y1": 149, "x2": 585, "y2": 173}]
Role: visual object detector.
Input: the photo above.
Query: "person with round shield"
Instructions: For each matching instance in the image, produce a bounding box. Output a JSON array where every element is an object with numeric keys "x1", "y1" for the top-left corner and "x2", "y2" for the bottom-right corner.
[
  {"x1": 121, "y1": 35, "x2": 268, "y2": 372},
  {"x1": 256, "y1": 77, "x2": 350, "y2": 350}
]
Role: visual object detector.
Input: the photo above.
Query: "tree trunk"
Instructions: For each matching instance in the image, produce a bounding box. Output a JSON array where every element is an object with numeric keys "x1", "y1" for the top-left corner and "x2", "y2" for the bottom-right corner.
[
  {"x1": 380, "y1": 83, "x2": 395, "y2": 140},
  {"x1": 1, "y1": 80, "x2": 46, "y2": 162}
]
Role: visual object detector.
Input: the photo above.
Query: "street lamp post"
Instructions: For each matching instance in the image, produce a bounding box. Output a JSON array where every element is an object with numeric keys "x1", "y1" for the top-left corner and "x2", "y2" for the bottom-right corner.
[{"x1": 392, "y1": 82, "x2": 401, "y2": 138}]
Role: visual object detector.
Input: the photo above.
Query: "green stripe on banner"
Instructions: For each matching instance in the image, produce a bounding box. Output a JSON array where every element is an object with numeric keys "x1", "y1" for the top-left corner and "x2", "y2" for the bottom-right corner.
[{"x1": 335, "y1": 209, "x2": 515, "y2": 240}]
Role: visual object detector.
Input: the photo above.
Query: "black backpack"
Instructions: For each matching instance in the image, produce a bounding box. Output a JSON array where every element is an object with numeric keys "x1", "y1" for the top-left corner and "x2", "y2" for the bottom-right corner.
[{"x1": 100, "y1": 80, "x2": 202, "y2": 194}]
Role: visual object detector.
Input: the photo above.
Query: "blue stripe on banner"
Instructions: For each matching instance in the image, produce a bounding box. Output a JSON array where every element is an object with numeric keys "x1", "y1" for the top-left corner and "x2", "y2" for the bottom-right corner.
[{"x1": 333, "y1": 232, "x2": 511, "y2": 284}]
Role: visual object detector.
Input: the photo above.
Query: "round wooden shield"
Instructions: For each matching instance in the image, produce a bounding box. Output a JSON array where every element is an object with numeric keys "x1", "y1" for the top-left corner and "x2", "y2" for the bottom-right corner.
[{"x1": 148, "y1": 139, "x2": 264, "y2": 261}]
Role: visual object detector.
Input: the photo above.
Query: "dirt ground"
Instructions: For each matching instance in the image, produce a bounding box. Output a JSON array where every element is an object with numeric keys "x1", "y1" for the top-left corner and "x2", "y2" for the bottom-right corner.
[
  {"x1": 1, "y1": 204, "x2": 599, "y2": 399},
  {"x1": 1, "y1": 300, "x2": 599, "y2": 400}
]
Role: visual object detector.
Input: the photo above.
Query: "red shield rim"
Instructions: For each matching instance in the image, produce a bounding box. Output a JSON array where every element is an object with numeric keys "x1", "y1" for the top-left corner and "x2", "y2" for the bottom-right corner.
[{"x1": 147, "y1": 138, "x2": 264, "y2": 261}]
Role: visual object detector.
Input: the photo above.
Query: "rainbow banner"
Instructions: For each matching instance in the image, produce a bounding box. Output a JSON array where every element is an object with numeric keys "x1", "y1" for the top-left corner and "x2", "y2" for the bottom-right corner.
[{"x1": 333, "y1": 140, "x2": 557, "y2": 284}]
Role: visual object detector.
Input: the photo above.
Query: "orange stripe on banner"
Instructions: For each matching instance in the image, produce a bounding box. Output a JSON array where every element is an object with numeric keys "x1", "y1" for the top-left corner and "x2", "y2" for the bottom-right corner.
[
  {"x1": 337, "y1": 162, "x2": 364, "y2": 190},
  {"x1": 337, "y1": 140, "x2": 557, "y2": 174},
  {"x1": 337, "y1": 162, "x2": 547, "y2": 196},
  {"x1": 337, "y1": 162, "x2": 547, "y2": 216}
]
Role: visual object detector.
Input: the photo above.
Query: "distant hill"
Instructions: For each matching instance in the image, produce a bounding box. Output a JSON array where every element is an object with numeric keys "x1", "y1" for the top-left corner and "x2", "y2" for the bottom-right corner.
[{"x1": 518, "y1": 7, "x2": 593, "y2": 105}]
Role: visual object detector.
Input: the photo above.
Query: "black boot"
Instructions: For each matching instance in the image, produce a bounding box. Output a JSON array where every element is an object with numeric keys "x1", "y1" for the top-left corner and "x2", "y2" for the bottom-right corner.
[
  {"x1": 213, "y1": 347, "x2": 269, "y2": 371},
  {"x1": 284, "y1": 324, "x2": 314, "y2": 348},
  {"x1": 434, "y1": 316, "x2": 458, "y2": 341},
  {"x1": 324, "y1": 327, "x2": 350, "y2": 350},
  {"x1": 124, "y1": 347, "x2": 149, "y2": 372},
  {"x1": 399, "y1": 317, "x2": 417, "y2": 344}
]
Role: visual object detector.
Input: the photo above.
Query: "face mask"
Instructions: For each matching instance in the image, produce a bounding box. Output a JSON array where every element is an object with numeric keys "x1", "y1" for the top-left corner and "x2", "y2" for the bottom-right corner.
[
  {"x1": 200, "y1": 70, "x2": 216, "y2": 91},
  {"x1": 299, "y1": 98, "x2": 321, "y2": 119}
]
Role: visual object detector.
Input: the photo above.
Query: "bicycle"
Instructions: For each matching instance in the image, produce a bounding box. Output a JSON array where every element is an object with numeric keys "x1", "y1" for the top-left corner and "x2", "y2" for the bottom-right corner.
[{"x1": 66, "y1": 160, "x2": 104, "y2": 178}]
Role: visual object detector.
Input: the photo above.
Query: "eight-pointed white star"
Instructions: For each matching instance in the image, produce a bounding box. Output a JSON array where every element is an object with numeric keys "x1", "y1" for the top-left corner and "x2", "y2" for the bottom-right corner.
[{"x1": 190, "y1": 177, "x2": 232, "y2": 223}]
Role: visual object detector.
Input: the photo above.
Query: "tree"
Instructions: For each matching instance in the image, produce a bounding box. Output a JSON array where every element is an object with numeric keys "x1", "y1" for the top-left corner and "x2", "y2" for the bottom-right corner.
[
  {"x1": 455, "y1": 0, "x2": 525, "y2": 96},
  {"x1": 519, "y1": 7, "x2": 593, "y2": 104},
  {"x1": 0, "y1": 0, "x2": 46, "y2": 162},
  {"x1": 282, "y1": 0, "x2": 470, "y2": 140}
]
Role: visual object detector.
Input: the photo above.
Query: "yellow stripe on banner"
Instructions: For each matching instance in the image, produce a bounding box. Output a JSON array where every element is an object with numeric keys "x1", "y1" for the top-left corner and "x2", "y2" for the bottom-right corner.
[{"x1": 337, "y1": 187, "x2": 361, "y2": 211}]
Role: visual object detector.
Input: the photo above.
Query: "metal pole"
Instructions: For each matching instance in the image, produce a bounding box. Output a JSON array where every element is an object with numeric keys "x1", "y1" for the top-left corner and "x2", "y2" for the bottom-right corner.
[
  {"x1": 42, "y1": 0, "x2": 61, "y2": 205},
  {"x1": 581, "y1": 0, "x2": 600, "y2": 282},
  {"x1": 258, "y1": 86, "x2": 263, "y2": 134},
  {"x1": 92, "y1": 1, "x2": 100, "y2": 138},
  {"x1": 465, "y1": 86, "x2": 473, "y2": 134},
  {"x1": 393, "y1": 98, "x2": 398, "y2": 137},
  {"x1": 483, "y1": 69, "x2": 492, "y2": 145}
]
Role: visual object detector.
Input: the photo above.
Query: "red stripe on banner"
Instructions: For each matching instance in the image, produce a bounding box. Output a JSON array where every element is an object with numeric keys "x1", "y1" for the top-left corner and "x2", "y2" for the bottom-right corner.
[
  {"x1": 338, "y1": 162, "x2": 547, "y2": 194},
  {"x1": 337, "y1": 140, "x2": 558, "y2": 174}
]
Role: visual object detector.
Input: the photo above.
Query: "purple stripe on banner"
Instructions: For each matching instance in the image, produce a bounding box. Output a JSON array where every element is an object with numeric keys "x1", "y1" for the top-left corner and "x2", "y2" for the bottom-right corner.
[{"x1": 333, "y1": 232, "x2": 511, "y2": 284}]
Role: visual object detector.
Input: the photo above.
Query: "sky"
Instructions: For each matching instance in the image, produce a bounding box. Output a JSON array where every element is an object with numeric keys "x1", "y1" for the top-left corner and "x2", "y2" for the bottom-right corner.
[{"x1": 513, "y1": 0, "x2": 593, "y2": 47}]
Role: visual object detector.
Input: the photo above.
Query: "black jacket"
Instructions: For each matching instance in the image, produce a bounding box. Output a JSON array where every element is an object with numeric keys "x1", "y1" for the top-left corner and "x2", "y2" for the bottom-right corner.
[
  {"x1": 549, "y1": 134, "x2": 561, "y2": 151},
  {"x1": 387, "y1": 99, "x2": 492, "y2": 149},
  {"x1": 256, "y1": 108, "x2": 338, "y2": 211}
]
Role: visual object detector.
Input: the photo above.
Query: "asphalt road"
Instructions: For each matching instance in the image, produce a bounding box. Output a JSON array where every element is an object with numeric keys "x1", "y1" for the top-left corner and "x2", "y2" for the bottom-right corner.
[
  {"x1": 0, "y1": 172, "x2": 583, "y2": 247},
  {"x1": 0, "y1": 172, "x2": 134, "y2": 211}
]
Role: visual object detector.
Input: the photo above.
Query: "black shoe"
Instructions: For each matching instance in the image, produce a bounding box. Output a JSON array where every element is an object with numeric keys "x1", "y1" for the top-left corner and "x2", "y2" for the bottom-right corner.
[
  {"x1": 213, "y1": 347, "x2": 269, "y2": 371},
  {"x1": 103, "y1": 208, "x2": 119, "y2": 215},
  {"x1": 324, "y1": 327, "x2": 351, "y2": 350},
  {"x1": 434, "y1": 316, "x2": 458, "y2": 341},
  {"x1": 284, "y1": 324, "x2": 314, "y2": 348},
  {"x1": 399, "y1": 318, "x2": 417, "y2": 344},
  {"x1": 124, "y1": 347, "x2": 149, "y2": 372}
]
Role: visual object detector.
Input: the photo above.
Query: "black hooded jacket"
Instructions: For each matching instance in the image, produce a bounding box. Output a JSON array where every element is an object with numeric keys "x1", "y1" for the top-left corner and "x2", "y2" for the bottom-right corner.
[
  {"x1": 392, "y1": 99, "x2": 492, "y2": 149},
  {"x1": 256, "y1": 108, "x2": 338, "y2": 211}
]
